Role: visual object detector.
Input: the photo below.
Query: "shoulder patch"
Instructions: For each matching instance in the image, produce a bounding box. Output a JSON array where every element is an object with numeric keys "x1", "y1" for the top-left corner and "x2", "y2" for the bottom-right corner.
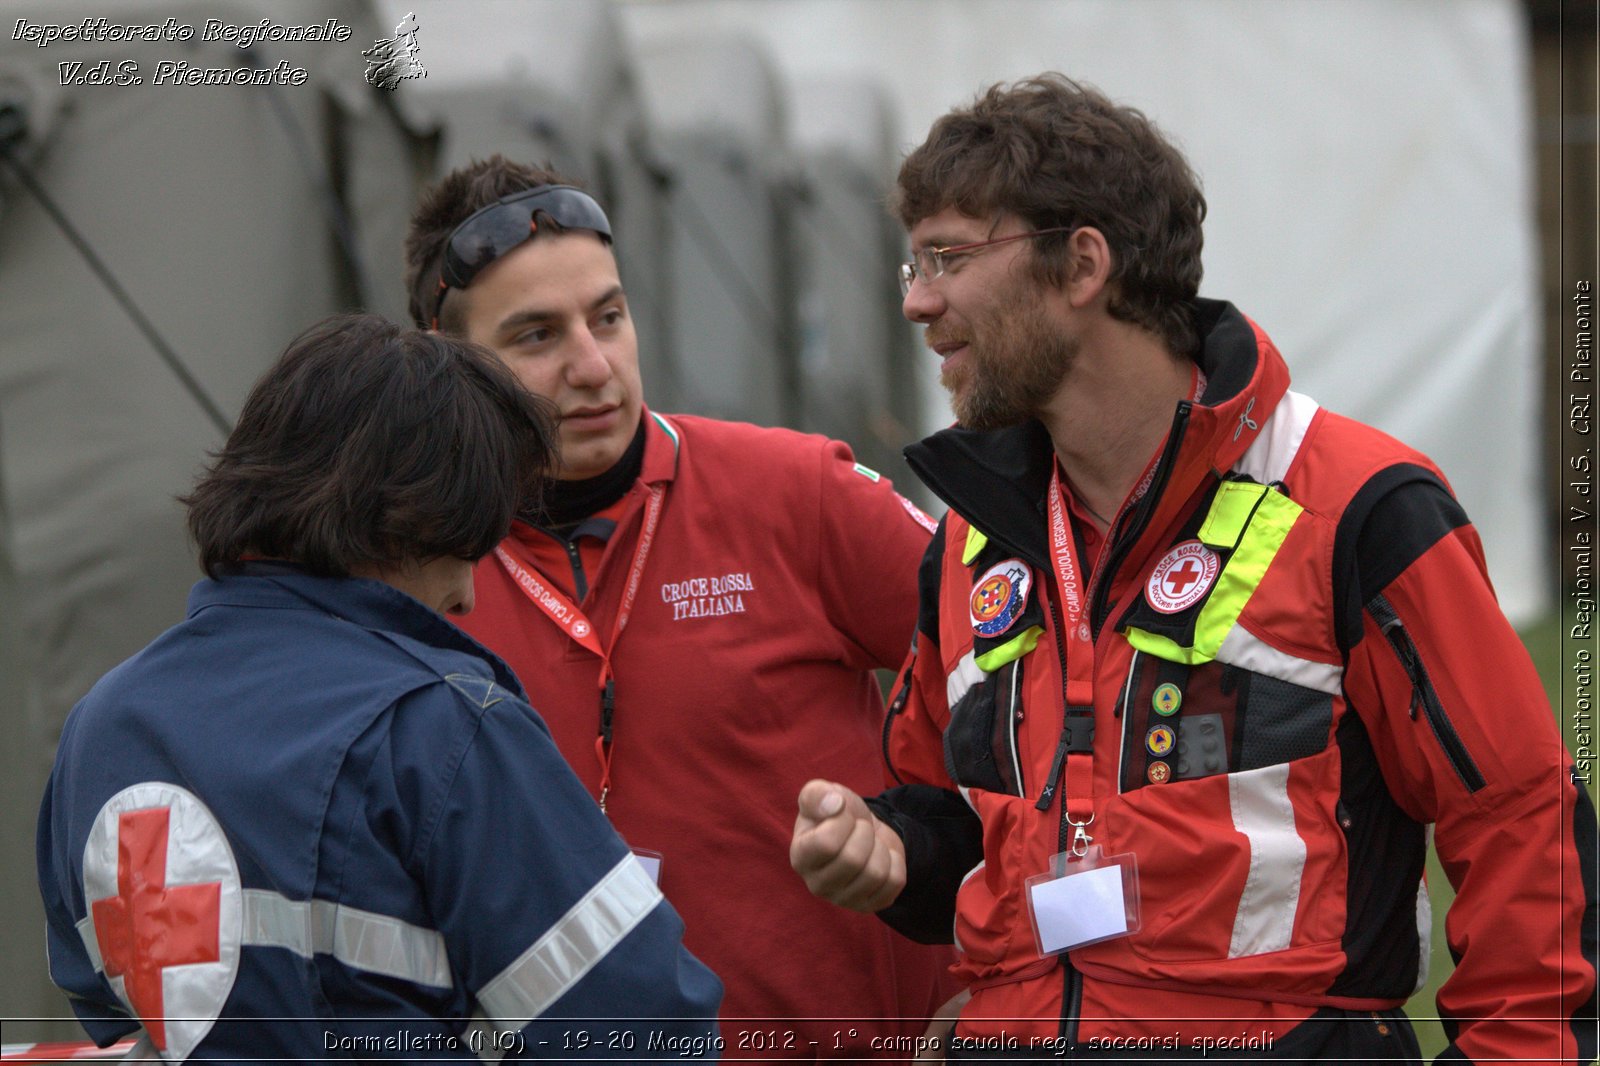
[
  {"x1": 852, "y1": 462, "x2": 882, "y2": 482},
  {"x1": 970, "y1": 558, "x2": 1032, "y2": 637},
  {"x1": 82, "y1": 783, "x2": 241, "y2": 1058},
  {"x1": 1146, "y1": 540, "x2": 1220, "y2": 614}
]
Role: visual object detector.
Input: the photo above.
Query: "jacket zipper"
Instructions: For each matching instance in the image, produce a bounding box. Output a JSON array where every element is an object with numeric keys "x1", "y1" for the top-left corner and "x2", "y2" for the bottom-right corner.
[
  {"x1": 561, "y1": 538, "x2": 589, "y2": 601},
  {"x1": 995, "y1": 405, "x2": 1192, "y2": 1045},
  {"x1": 1368, "y1": 593, "x2": 1486, "y2": 793},
  {"x1": 1007, "y1": 660, "x2": 1026, "y2": 796},
  {"x1": 1050, "y1": 403, "x2": 1189, "y2": 1045},
  {"x1": 1038, "y1": 592, "x2": 1084, "y2": 1044},
  {"x1": 1089, "y1": 403, "x2": 1193, "y2": 635},
  {"x1": 880, "y1": 661, "x2": 914, "y2": 786}
]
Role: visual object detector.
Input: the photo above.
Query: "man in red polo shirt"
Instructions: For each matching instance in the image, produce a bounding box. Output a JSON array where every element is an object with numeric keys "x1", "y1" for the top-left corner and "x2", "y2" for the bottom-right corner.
[{"x1": 404, "y1": 157, "x2": 954, "y2": 1058}]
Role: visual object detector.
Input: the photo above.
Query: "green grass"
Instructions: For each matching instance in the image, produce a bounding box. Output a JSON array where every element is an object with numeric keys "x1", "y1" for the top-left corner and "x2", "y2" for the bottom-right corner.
[{"x1": 1403, "y1": 612, "x2": 1593, "y2": 1057}]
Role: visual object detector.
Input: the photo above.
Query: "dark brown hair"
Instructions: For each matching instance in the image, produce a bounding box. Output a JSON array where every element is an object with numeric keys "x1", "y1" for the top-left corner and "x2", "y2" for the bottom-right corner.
[
  {"x1": 403, "y1": 155, "x2": 582, "y2": 331},
  {"x1": 184, "y1": 313, "x2": 558, "y2": 577},
  {"x1": 895, "y1": 74, "x2": 1206, "y2": 356}
]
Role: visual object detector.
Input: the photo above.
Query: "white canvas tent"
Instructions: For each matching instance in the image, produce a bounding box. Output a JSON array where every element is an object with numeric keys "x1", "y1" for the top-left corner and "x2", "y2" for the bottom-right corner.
[
  {"x1": 612, "y1": 0, "x2": 1548, "y2": 623},
  {"x1": 1, "y1": 0, "x2": 1549, "y2": 1047},
  {"x1": 789, "y1": 76, "x2": 923, "y2": 490},
  {"x1": 0, "y1": 0, "x2": 425, "y2": 1038},
  {"x1": 632, "y1": 34, "x2": 799, "y2": 426}
]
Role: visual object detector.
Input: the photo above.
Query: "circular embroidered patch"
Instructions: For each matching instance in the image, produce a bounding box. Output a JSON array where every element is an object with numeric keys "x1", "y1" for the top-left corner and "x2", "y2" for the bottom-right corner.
[
  {"x1": 970, "y1": 559, "x2": 1031, "y2": 637},
  {"x1": 1152, "y1": 683, "x2": 1183, "y2": 717},
  {"x1": 1146, "y1": 540, "x2": 1221, "y2": 614},
  {"x1": 1147, "y1": 760, "x2": 1172, "y2": 784},
  {"x1": 82, "y1": 782, "x2": 241, "y2": 1059},
  {"x1": 1145, "y1": 724, "x2": 1176, "y2": 757}
]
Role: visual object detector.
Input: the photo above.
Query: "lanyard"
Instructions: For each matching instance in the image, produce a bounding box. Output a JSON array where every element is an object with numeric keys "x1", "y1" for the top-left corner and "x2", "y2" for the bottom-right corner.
[
  {"x1": 1037, "y1": 367, "x2": 1208, "y2": 845},
  {"x1": 1047, "y1": 464, "x2": 1096, "y2": 707},
  {"x1": 493, "y1": 483, "x2": 666, "y2": 812},
  {"x1": 1042, "y1": 464, "x2": 1098, "y2": 847},
  {"x1": 1044, "y1": 361, "x2": 1207, "y2": 688}
]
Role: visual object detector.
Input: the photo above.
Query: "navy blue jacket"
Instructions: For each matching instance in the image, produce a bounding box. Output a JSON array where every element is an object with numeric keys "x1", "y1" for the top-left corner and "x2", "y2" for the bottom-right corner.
[{"x1": 37, "y1": 564, "x2": 722, "y2": 1060}]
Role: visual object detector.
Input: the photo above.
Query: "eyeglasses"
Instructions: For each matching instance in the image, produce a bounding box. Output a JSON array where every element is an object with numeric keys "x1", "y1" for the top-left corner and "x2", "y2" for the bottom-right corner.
[
  {"x1": 421, "y1": 185, "x2": 613, "y2": 328},
  {"x1": 898, "y1": 226, "x2": 1076, "y2": 296}
]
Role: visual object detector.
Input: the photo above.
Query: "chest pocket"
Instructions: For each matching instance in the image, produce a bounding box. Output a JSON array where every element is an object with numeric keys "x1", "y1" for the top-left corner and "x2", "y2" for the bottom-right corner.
[
  {"x1": 1113, "y1": 479, "x2": 1338, "y2": 791},
  {"x1": 943, "y1": 527, "x2": 1045, "y2": 797}
]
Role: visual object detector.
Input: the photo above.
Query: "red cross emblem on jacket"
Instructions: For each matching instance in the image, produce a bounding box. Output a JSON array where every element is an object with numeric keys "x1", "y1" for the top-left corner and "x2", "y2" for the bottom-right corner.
[
  {"x1": 1162, "y1": 558, "x2": 1204, "y2": 596},
  {"x1": 1146, "y1": 540, "x2": 1220, "y2": 614},
  {"x1": 90, "y1": 806, "x2": 221, "y2": 1050},
  {"x1": 81, "y1": 783, "x2": 241, "y2": 1059}
]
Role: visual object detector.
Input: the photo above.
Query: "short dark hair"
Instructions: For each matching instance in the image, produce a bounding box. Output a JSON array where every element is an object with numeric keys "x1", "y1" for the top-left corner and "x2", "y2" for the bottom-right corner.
[
  {"x1": 184, "y1": 313, "x2": 558, "y2": 578},
  {"x1": 895, "y1": 74, "x2": 1207, "y2": 356},
  {"x1": 404, "y1": 155, "x2": 583, "y2": 332}
]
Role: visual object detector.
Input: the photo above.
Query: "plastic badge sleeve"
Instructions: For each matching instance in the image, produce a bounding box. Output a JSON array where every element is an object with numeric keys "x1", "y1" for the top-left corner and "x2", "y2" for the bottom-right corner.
[{"x1": 1024, "y1": 846, "x2": 1141, "y2": 956}]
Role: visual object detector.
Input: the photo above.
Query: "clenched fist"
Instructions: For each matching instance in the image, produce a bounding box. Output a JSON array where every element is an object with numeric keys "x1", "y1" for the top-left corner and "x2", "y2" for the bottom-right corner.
[{"x1": 789, "y1": 779, "x2": 906, "y2": 912}]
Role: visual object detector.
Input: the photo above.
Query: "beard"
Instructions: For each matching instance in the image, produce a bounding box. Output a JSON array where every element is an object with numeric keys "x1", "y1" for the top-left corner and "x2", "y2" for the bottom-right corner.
[{"x1": 936, "y1": 286, "x2": 1077, "y2": 431}]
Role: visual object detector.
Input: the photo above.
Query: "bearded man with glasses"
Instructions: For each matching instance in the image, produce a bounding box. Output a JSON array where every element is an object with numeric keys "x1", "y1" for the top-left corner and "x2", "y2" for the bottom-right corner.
[
  {"x1": 791, "y1": 74, "x2": 1597, "y2": 1063},
  {"x1": 403, "y1": 157, "x2": 956, "y2": 1058}
]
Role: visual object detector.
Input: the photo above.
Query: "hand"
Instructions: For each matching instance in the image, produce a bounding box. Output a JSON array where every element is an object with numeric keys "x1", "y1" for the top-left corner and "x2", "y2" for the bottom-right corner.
[{"x1": 789, "y1": 779, "x2": 906, "y2": 912}]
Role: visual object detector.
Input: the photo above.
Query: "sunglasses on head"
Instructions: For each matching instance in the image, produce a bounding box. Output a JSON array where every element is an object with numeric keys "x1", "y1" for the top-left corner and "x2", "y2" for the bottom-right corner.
[{"x1": 422, "y1": 184, "x2": 613, "y2": 329}]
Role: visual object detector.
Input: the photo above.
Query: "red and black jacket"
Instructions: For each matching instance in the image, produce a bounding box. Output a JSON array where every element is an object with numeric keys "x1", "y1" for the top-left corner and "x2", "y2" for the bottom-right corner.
[{"x1": 871, "y1": 300, "x2": 1597, "y2": 1062}]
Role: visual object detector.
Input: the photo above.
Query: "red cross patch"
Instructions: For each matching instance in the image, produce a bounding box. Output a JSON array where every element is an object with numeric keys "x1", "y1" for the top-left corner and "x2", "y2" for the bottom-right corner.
[
  {"x1": 82, "y1": 783, "x2": 241, "y2": 1059},
  {"x1": 1145, "y1": 541, "x2": 1220, "y2": 614}
]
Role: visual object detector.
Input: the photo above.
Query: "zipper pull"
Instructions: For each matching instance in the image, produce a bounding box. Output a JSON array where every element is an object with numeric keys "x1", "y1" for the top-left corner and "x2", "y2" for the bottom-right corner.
[
  {"x1": 1036, "y1": 715, "x2": 1094, "y2": 811},
  {"x1": 1386, "y1": 622, "x2": 1424, "y2": 720},
  {"x1": 1373, "y1": 598, "x2": 1424, "y2": 721},
  {"x1": 600, "y1": 677, "x2": 616, "y2": 744},
  {"x1": 1036, "y1": 726, "x2": 1073, "y2": 812}
]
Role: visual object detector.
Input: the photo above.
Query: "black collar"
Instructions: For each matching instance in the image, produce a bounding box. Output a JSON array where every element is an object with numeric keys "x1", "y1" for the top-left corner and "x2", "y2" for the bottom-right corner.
[{"x1": 525, "y1": 418, "x2": 646, "y2": 528}]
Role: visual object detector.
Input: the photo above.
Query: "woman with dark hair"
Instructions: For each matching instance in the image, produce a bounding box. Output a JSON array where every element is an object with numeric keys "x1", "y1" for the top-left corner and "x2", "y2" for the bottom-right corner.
[{"x1": 36, "y1": 314, "x2": 722, "y2": 1060}]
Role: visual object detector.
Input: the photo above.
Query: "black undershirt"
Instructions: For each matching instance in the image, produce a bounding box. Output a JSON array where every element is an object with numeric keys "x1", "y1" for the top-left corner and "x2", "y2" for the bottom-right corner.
[
  {"x1": 522, "y1": 418, "x2": 646, "y2": 600},
  {"x1": 524, "y1": 418, "x2": 646, "y2": 532}
]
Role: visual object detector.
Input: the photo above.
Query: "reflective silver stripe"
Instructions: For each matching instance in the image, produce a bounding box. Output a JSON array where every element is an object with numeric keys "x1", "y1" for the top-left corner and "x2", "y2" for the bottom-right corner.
[
  {"x1": 74, "y1": 915, "x2": 103, "y2": 972},
  {"x1": 946, "y1": 649, "x2": 984, "y2": 709},
  {"x1": 1413, "y1": 826, "x2": 1434, "y2": 995},
  {"x1": 1116, "y1": 651, "x2": 1142, "y2": 795},
  {"x1": 1215, "y1": 624, "x2": 1343, "y2": 695},
  {"x1": 1227, "y1": 764, "x2": 1306, "y2": 958},
  {"x1": 475, "y1": 854, "x2": 661, "y2": 1030},
  {"x1": 77, "y1": 888, "x2": 452, "y2": 989},
  {"x1": 240, "y1": 889, "x2": 453, "y2": 988},
  {"x1": 1233, "y1": 390, "x2": 1320, "y2": 485}
]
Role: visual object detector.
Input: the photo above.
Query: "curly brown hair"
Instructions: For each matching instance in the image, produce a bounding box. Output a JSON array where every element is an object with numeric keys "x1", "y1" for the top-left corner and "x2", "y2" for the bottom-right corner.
[
  {"x1": 403, "y1": 155, "x2": 583, "y2": 331},
  {"x1": 895, "y1": 74, "x2": 1206, "y2": 356},
  {"x1": 184, "y1": 313, "x2": 559, "y2": 577}
]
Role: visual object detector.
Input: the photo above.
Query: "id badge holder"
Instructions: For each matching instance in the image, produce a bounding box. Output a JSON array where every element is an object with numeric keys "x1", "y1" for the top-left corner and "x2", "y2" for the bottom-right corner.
[
  {"x1": 1024, "y1": 846, "x2": 1140, "y2": 956},
  {"x1": 630, "y1": 848, "x2": 664, "y2": 885}
]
